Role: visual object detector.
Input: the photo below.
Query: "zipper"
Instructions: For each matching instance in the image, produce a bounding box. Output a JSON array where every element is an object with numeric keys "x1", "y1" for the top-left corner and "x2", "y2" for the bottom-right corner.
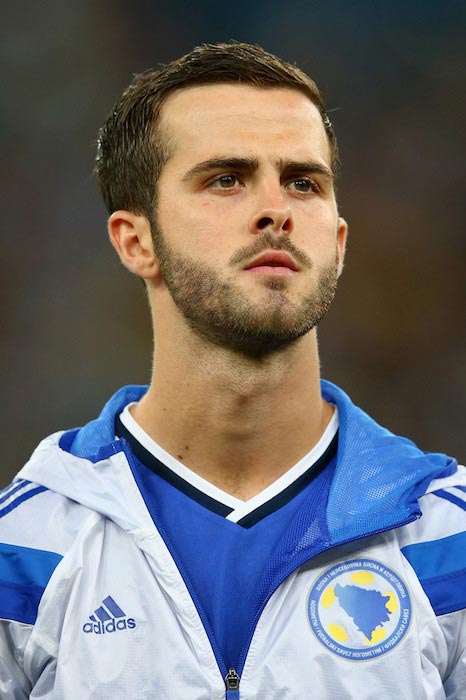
[{"x1": 225, "y1": 668, "x2": 240, "y2": 698}]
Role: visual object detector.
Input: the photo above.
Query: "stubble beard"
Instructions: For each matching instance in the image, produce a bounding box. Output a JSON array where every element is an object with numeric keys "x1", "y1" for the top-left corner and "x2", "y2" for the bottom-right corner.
[{"x1": 150, "y1": 220, "x2": 339, "y2": 360}]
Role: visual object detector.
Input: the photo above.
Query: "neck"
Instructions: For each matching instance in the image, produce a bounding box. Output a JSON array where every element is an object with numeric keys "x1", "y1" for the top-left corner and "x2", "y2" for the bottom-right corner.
[{"x1": 132, "y1": 326, "x2": 331, "y2": 500}]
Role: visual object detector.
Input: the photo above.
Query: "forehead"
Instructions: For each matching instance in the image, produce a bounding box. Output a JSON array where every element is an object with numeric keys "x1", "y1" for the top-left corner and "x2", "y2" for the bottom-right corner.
[{"x1": 159, "y1": 83, "x2": 331, "y2": 168}]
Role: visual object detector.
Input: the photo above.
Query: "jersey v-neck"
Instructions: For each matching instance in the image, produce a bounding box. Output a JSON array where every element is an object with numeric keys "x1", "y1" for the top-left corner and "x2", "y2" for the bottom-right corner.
[
  {"x1": 116, "y1": 404, "x2": 339, "y2": 671},
  {"x1": 115, "y1": 403, "x2": 338, "y2": 528}
]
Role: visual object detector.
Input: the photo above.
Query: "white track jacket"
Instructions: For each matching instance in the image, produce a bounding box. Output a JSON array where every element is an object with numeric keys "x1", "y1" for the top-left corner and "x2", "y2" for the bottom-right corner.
[{"x1": 0, "y1": 381, "x2": 465, "y2": 699}]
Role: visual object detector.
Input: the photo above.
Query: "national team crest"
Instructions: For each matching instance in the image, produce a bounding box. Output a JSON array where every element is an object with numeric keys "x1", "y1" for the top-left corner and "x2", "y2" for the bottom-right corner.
[{"x1": 307, "y1": 559, "x2": 411, "y2": 661}]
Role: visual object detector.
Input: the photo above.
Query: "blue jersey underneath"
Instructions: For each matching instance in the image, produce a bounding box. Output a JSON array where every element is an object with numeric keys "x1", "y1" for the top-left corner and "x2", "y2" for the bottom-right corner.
[{"x1": 117, "y1": 417, "x2": 337, "y2": 670}]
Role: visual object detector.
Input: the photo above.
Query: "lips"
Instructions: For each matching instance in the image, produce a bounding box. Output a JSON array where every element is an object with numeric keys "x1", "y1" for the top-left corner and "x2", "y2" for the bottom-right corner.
[{"x1": 243, "y1": 251, "x2": 300, "y2": 272}]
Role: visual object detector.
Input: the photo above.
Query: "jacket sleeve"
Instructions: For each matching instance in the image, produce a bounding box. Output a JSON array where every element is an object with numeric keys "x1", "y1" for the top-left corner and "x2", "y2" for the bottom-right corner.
[
  {"x1": 439, "y1": 609, "x2": 466, "y2": 699},
  {"x1": 0, "y1": 482, "x2": 66, "y2": 698},
  {"x1": 0, "y1": 620, "x2": 32, "y2": 699},
  {"x1": 399, "y1": 476, "x2": 466, "y2": 696}
]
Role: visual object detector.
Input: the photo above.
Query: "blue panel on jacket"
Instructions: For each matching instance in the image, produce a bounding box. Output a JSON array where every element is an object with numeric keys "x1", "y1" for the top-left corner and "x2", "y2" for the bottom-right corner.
[
  {"x1": 0, "y1": 542, "x2": 63, "y2": 624},
  {"x1": 402, "y1": 531, "x2": 466, "y2": 615}
]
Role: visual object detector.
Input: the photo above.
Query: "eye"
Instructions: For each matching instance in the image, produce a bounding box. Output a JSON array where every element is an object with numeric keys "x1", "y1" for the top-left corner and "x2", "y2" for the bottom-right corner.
[
  {"x1": 286, "y1": 177, "x2": 319, "y2": 194},
  {"x1": 209, "y1": 174, "x2": 241, "y2": 189}
]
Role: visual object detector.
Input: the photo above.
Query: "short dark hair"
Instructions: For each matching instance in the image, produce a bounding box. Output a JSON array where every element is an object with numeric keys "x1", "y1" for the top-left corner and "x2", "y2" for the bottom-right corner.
[{"x1": 95, "y1": 42, "x2": 338, "y2": 219}]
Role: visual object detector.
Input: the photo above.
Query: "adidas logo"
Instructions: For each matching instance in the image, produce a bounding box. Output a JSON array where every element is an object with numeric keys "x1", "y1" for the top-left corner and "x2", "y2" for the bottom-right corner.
[{"x1": 82, "y1": 595, "x2": 136, "y2": 634}]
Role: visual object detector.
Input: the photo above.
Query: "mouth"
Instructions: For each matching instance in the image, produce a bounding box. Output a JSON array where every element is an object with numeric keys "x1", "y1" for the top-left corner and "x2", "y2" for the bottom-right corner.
[{"x1": 243, "y1": 250, "x2": 300, "y2": 276}]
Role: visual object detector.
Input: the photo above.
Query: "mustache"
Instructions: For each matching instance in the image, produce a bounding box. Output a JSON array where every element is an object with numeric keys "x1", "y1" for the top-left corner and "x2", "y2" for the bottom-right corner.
[{"x1": 229, "y1": 232, "x2": 312, "y2": 269}]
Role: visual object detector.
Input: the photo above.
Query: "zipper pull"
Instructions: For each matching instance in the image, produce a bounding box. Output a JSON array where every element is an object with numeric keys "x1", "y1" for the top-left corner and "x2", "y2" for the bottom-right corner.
[{"x1": 225, "y1": 668, "x2": 240, "y2": 697}]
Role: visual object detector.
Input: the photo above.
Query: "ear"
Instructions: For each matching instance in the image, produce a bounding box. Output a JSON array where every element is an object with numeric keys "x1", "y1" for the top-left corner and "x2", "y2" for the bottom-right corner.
[
  {"x1": 336, "y1": 217, "x2": 348, "y2": 277},
  {"x1": 108, "y1": 210, "x2": 159, "y2": 280}
]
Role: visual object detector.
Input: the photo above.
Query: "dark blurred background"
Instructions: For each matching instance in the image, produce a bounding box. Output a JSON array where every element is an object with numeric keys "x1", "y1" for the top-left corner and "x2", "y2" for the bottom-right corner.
[{"x1": 1, "y1": 0, "x2": 465, "y2": 485}]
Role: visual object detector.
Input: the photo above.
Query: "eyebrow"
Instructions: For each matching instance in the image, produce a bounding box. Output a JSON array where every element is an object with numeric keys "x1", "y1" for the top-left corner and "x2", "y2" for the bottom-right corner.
[
  {"x1": 277, "y1": 159, "x2": 334, "y2": 180},
  {"x1": 182, "y1": 157, "x2": 259, "y2": 181},
  {"x1": 182, "y1": 156, "x2": 334, "y2": 182}
]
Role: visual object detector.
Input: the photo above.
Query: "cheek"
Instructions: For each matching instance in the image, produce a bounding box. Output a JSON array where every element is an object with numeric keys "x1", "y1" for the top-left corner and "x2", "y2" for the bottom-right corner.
[
  {"x1": 157, "y1": 197, "x2": 233, "y2": 260},
  {"x1": 159, "y1": 189, "x2": 216, "y2": 227},
  {"x1": 295, "y1": 210, "x2": 339, "y2": 256}
]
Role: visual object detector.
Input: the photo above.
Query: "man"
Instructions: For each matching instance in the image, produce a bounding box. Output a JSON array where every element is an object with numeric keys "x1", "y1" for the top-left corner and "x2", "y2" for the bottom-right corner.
[{"x1": 0, "y1": 43, "x2": 464, "y2": 699}]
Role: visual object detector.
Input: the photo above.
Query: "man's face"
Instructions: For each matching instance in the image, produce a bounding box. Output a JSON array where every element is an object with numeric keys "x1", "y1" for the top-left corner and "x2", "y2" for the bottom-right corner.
[{"x1": 152, "y1": 84, "x2": 347, "y2": 358}]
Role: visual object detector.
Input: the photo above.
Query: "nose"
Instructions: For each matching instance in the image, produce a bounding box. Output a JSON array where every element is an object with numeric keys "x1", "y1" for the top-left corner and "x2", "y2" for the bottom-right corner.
[{"x1": 248, "y1": 185, "x2": 293, "y2": 235}]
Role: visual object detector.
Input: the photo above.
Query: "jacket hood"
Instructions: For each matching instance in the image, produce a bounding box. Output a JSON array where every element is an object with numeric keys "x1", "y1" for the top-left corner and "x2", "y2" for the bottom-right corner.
[{"x1": 16, "y1": 381, "x2": 457, "y2": 540}]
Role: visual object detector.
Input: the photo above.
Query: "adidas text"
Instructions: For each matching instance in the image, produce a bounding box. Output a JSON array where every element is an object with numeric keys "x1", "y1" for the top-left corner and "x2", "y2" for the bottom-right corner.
[{"x1": 83, "y1": 618, "x2": 136, "y2": 634}]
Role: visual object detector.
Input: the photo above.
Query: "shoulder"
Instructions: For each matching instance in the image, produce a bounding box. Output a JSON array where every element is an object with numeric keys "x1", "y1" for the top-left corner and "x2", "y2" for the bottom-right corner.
[
  {"x1": 0, "y1": 476, "x2": 95, "y2": 554},
  {"x1": 398, "y1": 464, "x2": 466, "y2": 618},
  {"x1": 0, "y1": 477, "x2": 95, "y2": 626}
]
